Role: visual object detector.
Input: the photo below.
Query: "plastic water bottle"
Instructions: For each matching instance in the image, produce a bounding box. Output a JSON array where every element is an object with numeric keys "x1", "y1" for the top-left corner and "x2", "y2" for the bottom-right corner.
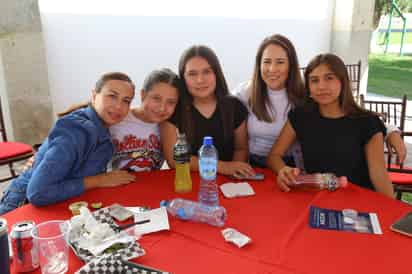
[
  {"x1": 160, "y1": 198, "x2": 226, "y2": 227},
  {"x1": 198, "y1": 136, "x2": 219, "y2": 206},
  {"x1": 291, "y1": 173, "x2": 348, "y2": 191},
  {"x1": 173, "y1": 131, "x2": 192, "y2": 193}
]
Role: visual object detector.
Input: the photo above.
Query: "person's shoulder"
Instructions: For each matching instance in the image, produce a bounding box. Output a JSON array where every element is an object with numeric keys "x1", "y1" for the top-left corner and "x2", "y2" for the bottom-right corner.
[
  {"x1": 224, "y1": 95, "x2": 248, "y2": 112},
  {"x1": 224, "y1": 94, "x2": 244, "y2": 105},
  {"x1": 233, "y1": 81, "x2": 252, "y2": 103},
  {"x1": 289, "y1": 105, "x2": 306, "y2": 116},
  {"x1": 349, "y1": 111, "x2": 381, "y2": 123},
  {"x1": 54, "y1": 107, "x2": 101, "y2": 137}
]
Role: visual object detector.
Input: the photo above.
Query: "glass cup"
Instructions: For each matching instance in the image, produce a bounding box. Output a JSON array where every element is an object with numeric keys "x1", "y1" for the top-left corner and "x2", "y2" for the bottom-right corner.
[{"x1": 31, "y1": 220, "x2": 70, "y2": 274}]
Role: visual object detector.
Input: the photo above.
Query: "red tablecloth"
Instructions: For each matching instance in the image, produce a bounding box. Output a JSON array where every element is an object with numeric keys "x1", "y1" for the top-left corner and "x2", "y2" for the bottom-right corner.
[{"x1": 3, "y1": 169, "x2": 412, "y2": 274}]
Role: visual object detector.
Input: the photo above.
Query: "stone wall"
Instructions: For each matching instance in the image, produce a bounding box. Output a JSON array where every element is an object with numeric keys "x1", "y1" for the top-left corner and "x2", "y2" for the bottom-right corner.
[{"x1": 0, "y1": 0, "x2": 53, "y2": 144}]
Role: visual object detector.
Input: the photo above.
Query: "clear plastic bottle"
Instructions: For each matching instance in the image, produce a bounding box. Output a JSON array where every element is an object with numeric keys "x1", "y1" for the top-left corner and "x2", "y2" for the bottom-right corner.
[
  {"x1": 198, "y1": 136, "x2": 219, "y2": 206},
  {"x1": 291, "y1": 173, "x2": 348, "y2": 191},
  {"x1": 160, "y1": 198, "x2": 226, "y2": 227},
  {"x1": 173, "y1": 131, "x2": 192, "y2": 193}
]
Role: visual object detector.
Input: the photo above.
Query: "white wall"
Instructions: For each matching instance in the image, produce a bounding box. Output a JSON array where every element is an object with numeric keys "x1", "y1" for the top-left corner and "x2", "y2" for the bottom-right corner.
[{"x1": 39, "y1": 0, "x2": 334, "y2": 113}]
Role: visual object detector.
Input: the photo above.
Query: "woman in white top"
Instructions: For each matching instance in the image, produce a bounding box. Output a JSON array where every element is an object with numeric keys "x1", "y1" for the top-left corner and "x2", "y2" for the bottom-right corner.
[
  {"x1": 235, "y1": 34, "x2": 406, "y2": 168},
  {"x1": 110, "y1": 68, "x2": 180, "y2": 172},
  {"x1": 235, "y1": 34, "x2": 305, "y2": 168}
]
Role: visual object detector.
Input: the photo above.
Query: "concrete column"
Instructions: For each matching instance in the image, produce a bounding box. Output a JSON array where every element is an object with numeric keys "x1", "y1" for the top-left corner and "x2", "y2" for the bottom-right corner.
[
  {"x1": 330, "y1": 0, "x2": 375, "y2": 95},
  {"x1": 0, "y1": 0, "x2": 52, "y2": 144}
]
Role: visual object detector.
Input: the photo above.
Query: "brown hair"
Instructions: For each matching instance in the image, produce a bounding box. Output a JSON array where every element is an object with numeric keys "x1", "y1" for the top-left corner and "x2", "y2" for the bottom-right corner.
[
  {"x1": 303, "y1": 53, "x2": 371, "y2": 117},
  {"x1": 58, "y1": 72, "x2": 135, "y2": 117},
  {"x1": 249, "y1": 34, "x2": 305, "y2": 122},
  {"x1": 141, "y1": 68, "x2": 181, "y2": 96},
  {"x1": 176, "y1": 45, "x2": 234, "y2": 143}
]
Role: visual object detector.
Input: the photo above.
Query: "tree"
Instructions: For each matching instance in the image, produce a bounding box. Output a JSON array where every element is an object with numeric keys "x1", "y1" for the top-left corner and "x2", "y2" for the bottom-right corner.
[{"x1": 374, "y1": 0, "x2": 412, "y2": 28}]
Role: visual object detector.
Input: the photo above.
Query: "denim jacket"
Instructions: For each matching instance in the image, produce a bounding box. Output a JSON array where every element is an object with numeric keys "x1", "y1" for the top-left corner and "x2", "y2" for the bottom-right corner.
[{"x1": 0, "y1": 106, "x2": 114, "y2": 215}]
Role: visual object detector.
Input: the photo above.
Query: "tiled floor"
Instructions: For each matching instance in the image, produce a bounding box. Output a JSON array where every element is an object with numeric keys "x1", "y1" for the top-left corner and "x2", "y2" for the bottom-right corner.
[
  {"x1": 0, "y1": 162, "x2": 26, "y2": 198},
  {"x1": 0, "y1": 167, "x2": 11, "y2": 197}
]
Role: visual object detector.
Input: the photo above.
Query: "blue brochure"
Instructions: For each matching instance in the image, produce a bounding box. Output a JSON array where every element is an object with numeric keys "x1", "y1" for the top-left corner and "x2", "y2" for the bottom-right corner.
[{"x1": 309, "y1": 206, "x2": 382, "y2": 234}]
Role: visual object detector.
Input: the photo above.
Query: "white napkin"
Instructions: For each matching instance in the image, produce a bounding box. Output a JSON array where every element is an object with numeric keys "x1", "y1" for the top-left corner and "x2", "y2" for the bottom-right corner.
[
  {"x1": 133, "y1": 207, "x2": 170, "y2": 235},
  {"x1": 220, "y1": 182, "x2": 255, "y2": 198},
  {"x1": 69, "y1": 207, "x2": 135, "y2": 256}
]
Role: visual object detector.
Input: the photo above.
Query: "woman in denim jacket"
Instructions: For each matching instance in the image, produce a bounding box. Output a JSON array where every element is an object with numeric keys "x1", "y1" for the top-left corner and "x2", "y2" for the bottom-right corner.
[{"x1": 0, "y1": 72, "x2": 136, "y2": 214}]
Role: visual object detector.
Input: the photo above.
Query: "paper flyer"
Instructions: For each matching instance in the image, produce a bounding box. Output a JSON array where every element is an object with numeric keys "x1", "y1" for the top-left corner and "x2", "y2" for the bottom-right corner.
[{"x1": 309, "y1": 206, "x2": 382, "y2": 234}]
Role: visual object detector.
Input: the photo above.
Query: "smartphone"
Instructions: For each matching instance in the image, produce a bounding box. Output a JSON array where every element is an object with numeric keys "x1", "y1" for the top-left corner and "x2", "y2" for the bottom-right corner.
[
  {"x1": 231, "y1": 173, "x2": 264, "y2": 181},
  {"x1": 390, "y1": 211, "x2": 412, "y2": 237}
]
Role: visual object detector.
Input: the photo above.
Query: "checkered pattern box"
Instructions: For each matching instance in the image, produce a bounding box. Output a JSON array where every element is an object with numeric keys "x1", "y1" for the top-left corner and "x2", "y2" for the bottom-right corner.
[{"x1": 69, "y1": 207, "x2": 145, "y2": 262}]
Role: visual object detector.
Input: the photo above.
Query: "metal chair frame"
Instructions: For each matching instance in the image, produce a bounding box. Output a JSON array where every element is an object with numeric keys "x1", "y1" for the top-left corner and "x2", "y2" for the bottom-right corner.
[{"x1": 0, "y1": 96, "x2": 34, "y2": 182}]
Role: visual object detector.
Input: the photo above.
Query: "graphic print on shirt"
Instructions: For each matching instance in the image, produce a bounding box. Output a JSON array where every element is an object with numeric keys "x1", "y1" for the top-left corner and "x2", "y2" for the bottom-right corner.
[{"x1": 112, "y1": 133, "x2": 162, "y2": 172}]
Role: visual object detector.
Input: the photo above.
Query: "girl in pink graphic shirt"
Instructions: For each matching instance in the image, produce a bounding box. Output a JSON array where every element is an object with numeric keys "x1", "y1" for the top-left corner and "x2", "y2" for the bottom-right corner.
[{"x1": 109, "y1": 68, "x2": 181, "y2": 172}]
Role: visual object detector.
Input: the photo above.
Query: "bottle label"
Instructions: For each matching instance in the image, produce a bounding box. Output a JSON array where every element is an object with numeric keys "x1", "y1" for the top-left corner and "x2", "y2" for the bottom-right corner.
[
  {"x1": 174, "y1": 144, "x2": 190, "y2": 164},
  {"x1": 199, "y1": 158, "x2": 217, "y2": 180}
]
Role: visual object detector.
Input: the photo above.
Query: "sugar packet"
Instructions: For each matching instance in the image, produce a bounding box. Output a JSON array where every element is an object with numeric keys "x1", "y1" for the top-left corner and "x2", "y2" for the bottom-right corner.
[{"x1": 221, "y1": 228, "x2": 251, "y2": 248}]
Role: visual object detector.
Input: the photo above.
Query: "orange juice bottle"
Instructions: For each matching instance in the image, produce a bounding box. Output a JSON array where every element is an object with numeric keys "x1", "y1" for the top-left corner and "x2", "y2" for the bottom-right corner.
[{"x1": 173, "y1": 131, "x2": 192, "y2": 193}]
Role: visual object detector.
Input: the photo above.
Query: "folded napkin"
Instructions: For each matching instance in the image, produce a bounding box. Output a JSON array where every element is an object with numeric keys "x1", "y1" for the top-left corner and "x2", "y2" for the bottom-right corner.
[
  {"x1": 133, "y1": 207, "x2": 170, "y2": 235},
  {"x1": 220, "y1": 182, "x2": 255, "y2": 198}
]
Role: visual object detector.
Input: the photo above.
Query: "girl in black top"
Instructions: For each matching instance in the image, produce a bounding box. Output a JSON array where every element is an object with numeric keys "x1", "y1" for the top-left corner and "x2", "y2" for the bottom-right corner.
[
  {"x1": 267, "y1": 53, "x2": 394, "y2": 198},
  {"x1": 160, "y1": 45, "x2": 255, "y2": 178}
]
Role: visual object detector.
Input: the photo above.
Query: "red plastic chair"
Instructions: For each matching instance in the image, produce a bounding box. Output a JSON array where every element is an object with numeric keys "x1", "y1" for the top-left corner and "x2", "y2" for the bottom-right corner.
[
  {"x1": 0, "y1": 96, "x2": 34, "y2": 183},
  {"x1": 388, "y1": 164, "x2": 412, "y2": 200}
]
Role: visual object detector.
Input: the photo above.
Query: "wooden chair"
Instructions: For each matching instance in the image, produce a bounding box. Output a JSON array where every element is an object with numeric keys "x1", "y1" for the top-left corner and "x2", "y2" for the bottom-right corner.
[
  {"x1": 0, "y1": 96, "x2": 34, "y2": 183},
  {"x1": 359, "y1": 94, "x2": 407, "y2": 132},
  {"x1": 345, "y1": 60, "x2": 361, "y2": 100},
  {"x1": 301, "y1": 60, "x2": 361, "y2": 98},
  {"x1": 360, "y1": 94, "x2": 412, "y2": 200}
]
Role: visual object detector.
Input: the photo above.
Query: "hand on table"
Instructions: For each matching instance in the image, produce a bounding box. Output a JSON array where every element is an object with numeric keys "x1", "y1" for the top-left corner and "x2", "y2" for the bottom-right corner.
[
  {"x1": 277, "y1": 166, "x2": 300, "y2": 192},
  {"x1": 85, "y1": 170, "x2": 136, "y2": 189},
  {"x1": 221, "y1": 161, "x2": 255, "y2": 179}
]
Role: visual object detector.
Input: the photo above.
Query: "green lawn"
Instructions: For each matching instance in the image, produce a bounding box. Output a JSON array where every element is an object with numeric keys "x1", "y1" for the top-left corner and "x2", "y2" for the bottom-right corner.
[
  {"x1": 376, "y1": 31, "x2": 412, "y2": 45},
  {"x1": 401, "y1": 192, "x2": 412, "y2": 204},
  {"x1": 367, "y1": 53, "x2": 412, "y2": 98}
]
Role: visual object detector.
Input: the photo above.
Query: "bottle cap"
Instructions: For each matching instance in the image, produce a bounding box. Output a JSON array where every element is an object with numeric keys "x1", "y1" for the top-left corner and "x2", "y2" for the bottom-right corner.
[
  {"x1": 338, "y1": 176, "x2": 348, "y2": 188},
  {"x1": 160, "y1": 200, "x2": 169, "y2": 207},
  {"x1": 203, "y1": 136, "x2": 213, "y2": 146}
]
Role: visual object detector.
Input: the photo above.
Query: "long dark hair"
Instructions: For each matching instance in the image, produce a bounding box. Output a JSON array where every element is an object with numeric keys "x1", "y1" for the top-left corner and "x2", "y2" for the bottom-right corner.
[
  {"x1": 250, "y1": 34, "x2": 305, "y2": 122},
  {"x1": 304, "y1": 53, "x2": 371, "y2": 117},
  {"x1": 176, "y1": 45, "x2": 234, "y2": 143},
  {"x1": 58, "y1": 72, "x2": 135, "y2": 117}
]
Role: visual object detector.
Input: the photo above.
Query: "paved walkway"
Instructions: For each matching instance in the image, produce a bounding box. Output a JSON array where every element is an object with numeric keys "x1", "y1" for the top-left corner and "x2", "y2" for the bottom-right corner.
[{"x1": 370, "y1": 40, "x2": 412, "y2": 55}]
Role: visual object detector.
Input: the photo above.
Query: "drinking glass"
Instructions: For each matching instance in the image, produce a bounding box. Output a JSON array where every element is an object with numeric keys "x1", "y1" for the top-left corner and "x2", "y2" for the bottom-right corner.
[{"x1": 31, "y1": 220, "x2": 69, "y2": 274}]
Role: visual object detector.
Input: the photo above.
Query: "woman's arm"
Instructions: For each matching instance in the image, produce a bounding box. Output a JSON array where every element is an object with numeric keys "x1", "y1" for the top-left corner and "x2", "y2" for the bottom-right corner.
[
  {"x1": 217, "y1": 120, "x2": 255, "y2": 178},
  {"x1": 386, "y1": 130, "x2": 407, "y2": 164},
  {"x1": 232, "y1": 120, "x2": 248, "y2": 162},
  {"x1": 26, "y1": 121, "x2": 134, "y2": 206},
  {"x1": 84, "y1": 170, "x2": 135, "y2": 190},
  {"x1": 365, "y1": 132, "x2": 395, "y2": 199},
  {"x1": 159, "y1": 121, "x2": 178, "y2": 169},
  {"x1": 267, "y1": 121, "x2": 299, "y2": 192}
]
